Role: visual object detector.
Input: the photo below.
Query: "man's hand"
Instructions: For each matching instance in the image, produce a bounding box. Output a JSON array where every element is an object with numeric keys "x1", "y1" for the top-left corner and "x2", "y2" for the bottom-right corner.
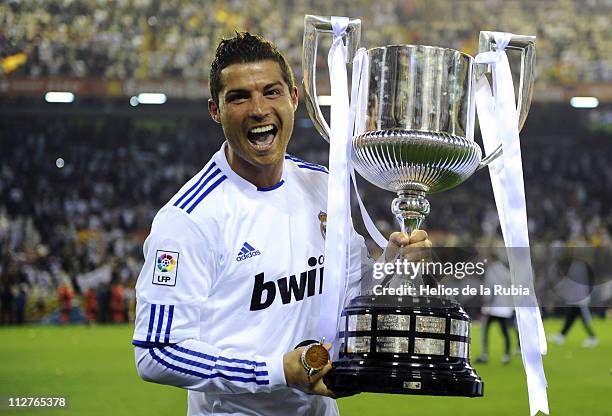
[
  {"x1": 384, "y1": 229, "x2": 432, "y2": 262},
  {"x1": 283, "y1": 343, "x2": 333, "y2": 396}
]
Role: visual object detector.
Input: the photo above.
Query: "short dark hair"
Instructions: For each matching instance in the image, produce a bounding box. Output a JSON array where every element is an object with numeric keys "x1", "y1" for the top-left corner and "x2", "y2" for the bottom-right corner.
[{"x1": 209, "y1": 31, "x2": 295, "y2": 104}]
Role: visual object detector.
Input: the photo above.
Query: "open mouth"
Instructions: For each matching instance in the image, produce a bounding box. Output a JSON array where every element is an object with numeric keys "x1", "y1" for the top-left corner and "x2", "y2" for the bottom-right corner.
[{"x1": 247, "y1": 124, "x2": 278, "y2": 151}]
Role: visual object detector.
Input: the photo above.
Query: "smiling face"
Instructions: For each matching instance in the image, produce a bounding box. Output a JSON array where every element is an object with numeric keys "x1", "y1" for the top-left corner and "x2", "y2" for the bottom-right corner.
[{"x1": 208, "y1": 60, "x2": 298, "y2": 188}]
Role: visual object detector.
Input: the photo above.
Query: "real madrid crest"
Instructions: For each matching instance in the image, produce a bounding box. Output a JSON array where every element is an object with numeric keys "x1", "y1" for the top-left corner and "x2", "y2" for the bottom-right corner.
[{"x1": 318, "y1": 211, "x2": 327, "y2": 239}]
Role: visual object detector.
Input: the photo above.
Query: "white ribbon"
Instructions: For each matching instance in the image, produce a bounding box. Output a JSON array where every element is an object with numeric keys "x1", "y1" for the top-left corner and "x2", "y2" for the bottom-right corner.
[
  {"x1": 319, "y1": 18, "x2": 386, "y2": 357},
  {"x1": 319, "y1": 16, "x2": 352, "y2": 350},
  {"x1": 475, "y1": 32, "x2": 549, "y2": 416},
  {"x1": 349, "y1": 48, "x2": 388, "y2": 249}
]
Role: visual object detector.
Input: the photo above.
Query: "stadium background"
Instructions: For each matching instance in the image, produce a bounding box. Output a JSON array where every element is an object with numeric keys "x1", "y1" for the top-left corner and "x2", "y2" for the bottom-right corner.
[{"x1": 0, "y1": 0, "x2": 610, "y2": 415}]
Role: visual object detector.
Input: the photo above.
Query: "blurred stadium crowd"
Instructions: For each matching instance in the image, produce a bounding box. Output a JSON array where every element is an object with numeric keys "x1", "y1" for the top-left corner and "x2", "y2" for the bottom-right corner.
[
  {"x1": 0, "y1": 119, "x2": 208, "y2": 324},
  {"x1": 1, "y1": 118, "x2": 610, "y2": 324},
  {"x1": 1, "y1": 0, "x2": 610, "y2": 83}
]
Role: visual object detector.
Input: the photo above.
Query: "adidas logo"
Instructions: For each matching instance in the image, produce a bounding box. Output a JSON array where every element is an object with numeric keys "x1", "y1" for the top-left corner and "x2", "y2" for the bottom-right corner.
[{"x1": 236, "y1": 242, "x2": 261, "y2": 262}]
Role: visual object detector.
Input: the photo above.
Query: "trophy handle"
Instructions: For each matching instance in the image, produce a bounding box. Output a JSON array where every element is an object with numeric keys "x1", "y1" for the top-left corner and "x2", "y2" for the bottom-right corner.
[
  {"x1": 476, "y1": 31, "x2": 536, "y2": 168},
  {"x1": 302, "y1": 15, "x2": 362, "y2": 142}
]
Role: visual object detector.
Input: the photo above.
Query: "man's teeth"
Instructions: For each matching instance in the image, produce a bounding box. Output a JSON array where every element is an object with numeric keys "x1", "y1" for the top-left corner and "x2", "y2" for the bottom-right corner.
[{"x1": 250, "y1": 125, "x2": 275, "y2": 134}]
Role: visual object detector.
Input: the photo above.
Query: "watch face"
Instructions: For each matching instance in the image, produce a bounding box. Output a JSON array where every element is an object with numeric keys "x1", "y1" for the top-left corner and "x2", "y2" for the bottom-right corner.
[{"x1": 305, "y1": 344, "x2": 330, "y2": 370}]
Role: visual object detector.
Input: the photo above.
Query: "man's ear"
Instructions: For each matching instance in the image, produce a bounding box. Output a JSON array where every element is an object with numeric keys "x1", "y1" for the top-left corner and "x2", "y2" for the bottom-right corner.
[
  {"x1": 291, "y1": 85, "x2": 299, "y2": 112},
  {"x1": 208, "y1": 98, "x2": 221, "y2": 123}
]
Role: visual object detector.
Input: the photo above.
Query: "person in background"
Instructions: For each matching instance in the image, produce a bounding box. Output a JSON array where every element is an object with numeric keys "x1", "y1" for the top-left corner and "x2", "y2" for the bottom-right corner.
[
  {"x1": 15, "y1": 282, "x2": 28, "y2": 325},
  {"x1": 85, "y1": 287, "x2": 97, "y2": 324},
  {"x1": 476, "y1": 252, "x2": 514, "y2": 365},
  {"x1": 57, "y1": 278, "x2": 74, "y2": 323},
  {"x1": 110, "y1": 277, "x2": 126, "y2": 323},
  {"x1": 550, "y1": 247, "x2": 598, "y2": 347}
]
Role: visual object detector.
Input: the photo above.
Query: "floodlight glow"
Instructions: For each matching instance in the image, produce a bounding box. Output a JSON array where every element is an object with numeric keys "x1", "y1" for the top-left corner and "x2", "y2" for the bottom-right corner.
[
  {"x1": 570, "y1": 96, "x2": 599, "y2": 108},
  {"x1": 45, "y1": 92, "x2": 75, "y2": 103},
  {"x1": 137, "y1": 93, "x2": 167, "y2": 105}
]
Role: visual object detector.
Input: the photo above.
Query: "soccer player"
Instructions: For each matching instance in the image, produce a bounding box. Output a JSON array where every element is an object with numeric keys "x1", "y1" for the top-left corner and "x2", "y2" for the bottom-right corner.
[
  {"x1": 476, "y1": 250, "x2": 514, "y2": 365},
  {"x1": 132, "y1": 32, "x2": 430, "y2": 415}
]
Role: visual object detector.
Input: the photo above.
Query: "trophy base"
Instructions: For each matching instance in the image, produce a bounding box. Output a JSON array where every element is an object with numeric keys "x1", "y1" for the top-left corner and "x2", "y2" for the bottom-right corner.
[
  {"x1": 325, "y1": 360, "x2": 483, "y2": 397},
  {"x1": 325, "y1": 295, "x2": 483, "y2": 397}
]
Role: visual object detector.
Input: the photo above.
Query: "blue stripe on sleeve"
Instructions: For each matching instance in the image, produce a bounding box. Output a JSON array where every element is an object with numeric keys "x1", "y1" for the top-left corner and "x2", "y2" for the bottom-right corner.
[
  {"x1": 146, "y1": 304, "x2": 157, "y2": 343},
  {"x1": 150, "y1": 349, "x2": 269, "y2": 385},
  {"x1": 162, "y1": 347, "x2": 269, "y2": 377},
  {"x1": 170, "y1": 344, "x2": 266, "y2": 367},
  {"x1": 155, "y1": 305, "x2": 165, "y2": 343},
  {"x1": 180, "y1": 168, "x2": 221, "y2": 210},
  {"x1": 186, "y1": 175, "x2": 227, "y2": 214},
  {"x1": 164, "y1": 305, "x2": 174, "y2": 344},
  {"x1": 285, "y1": 154, "x2": 308, "y2": 163},
  {"x1": 159, "y1": 347, "x2": 213, "y2": 371},
  {"x1": 133, "y1": 340, "x2": 173, "y2": 348},
  {"x1": 285, "y1": 155, "x2": 329, "y2": 172},
  {"x1": 174, "y1": 162, "x2": 217, "y2": 207},
  {"x1": 296, "y1": 164, "x2": 329, "y2": 173}
]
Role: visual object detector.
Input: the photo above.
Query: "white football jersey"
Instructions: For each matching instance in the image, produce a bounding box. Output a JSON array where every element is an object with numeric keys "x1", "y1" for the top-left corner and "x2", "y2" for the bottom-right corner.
[{"x1": 133, "y1": 142, "x2": 366, "y2": 416}]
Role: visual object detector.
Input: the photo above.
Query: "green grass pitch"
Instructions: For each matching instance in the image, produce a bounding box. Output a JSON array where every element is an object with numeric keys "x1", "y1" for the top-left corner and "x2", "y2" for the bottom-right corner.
[{"x1": 0, "y1": 319, "x2": 609, "y2": 415}]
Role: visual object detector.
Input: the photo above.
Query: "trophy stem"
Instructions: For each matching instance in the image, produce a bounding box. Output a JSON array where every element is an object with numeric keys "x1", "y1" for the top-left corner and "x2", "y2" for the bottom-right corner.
[{"x1": 391, "y1": 190, "x2": 431, "y2": 235}]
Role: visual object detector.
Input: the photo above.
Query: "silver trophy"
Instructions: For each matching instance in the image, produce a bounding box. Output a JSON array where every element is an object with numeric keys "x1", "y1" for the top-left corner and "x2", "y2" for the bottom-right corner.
[{"x1": 303, "y1": 15, "x2": 535, "y2": 396}]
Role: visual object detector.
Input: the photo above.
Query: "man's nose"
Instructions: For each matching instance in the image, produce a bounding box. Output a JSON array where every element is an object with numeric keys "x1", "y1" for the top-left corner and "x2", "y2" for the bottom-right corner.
[{"x1": 249, "y1": 94, "x2": 270, "y2": 120}]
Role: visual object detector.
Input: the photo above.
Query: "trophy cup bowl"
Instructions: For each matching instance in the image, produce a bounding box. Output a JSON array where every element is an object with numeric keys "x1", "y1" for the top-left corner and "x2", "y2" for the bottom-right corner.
[{"x1": 303, "y1": 15, "x2": 536, "y2": 397}]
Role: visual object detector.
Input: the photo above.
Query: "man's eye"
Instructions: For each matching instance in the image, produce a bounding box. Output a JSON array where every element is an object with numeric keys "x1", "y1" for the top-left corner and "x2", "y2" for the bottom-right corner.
[
  {"x1": 266, "y1": 89, "x2": 281, "y2": 96},
  {"x1": 228, "y1": 94, "x2": 248, "y2": 102}
]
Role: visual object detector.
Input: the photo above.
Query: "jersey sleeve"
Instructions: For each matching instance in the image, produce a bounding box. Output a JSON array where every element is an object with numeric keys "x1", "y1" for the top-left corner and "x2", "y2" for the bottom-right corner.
[
  {"x1": 132, "y1": 207, "x2": 214, "y2": 345},
  {"x1": 134, "y1": 339, "x2": 286, "y2": 394},
  {"x1": 344, "y1": 227, "x2": 372, "y2": 305},
  {"x1": 132, "y1": 207, "x2": 286, "y2": 393}
]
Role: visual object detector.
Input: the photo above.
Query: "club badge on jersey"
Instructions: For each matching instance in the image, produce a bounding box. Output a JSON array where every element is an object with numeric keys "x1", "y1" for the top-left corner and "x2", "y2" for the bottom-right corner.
[
  {"x1": 318, "y1": 211, "x2": 327, "y2": 239},
  {"x1": 153, "y1": 250, "x2": 179, "y2": 286}
]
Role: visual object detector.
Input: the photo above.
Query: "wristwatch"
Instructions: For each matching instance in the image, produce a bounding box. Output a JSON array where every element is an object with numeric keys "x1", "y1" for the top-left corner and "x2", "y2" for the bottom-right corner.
[{"x1": 300, "y1": 342, "x2": 330, "y2": 377}]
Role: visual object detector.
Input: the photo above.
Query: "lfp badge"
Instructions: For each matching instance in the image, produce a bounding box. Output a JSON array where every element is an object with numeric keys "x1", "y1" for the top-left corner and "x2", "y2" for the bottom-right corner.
[{"x1": 153, "y1": 250, "x2": 179, "y2": 286}]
